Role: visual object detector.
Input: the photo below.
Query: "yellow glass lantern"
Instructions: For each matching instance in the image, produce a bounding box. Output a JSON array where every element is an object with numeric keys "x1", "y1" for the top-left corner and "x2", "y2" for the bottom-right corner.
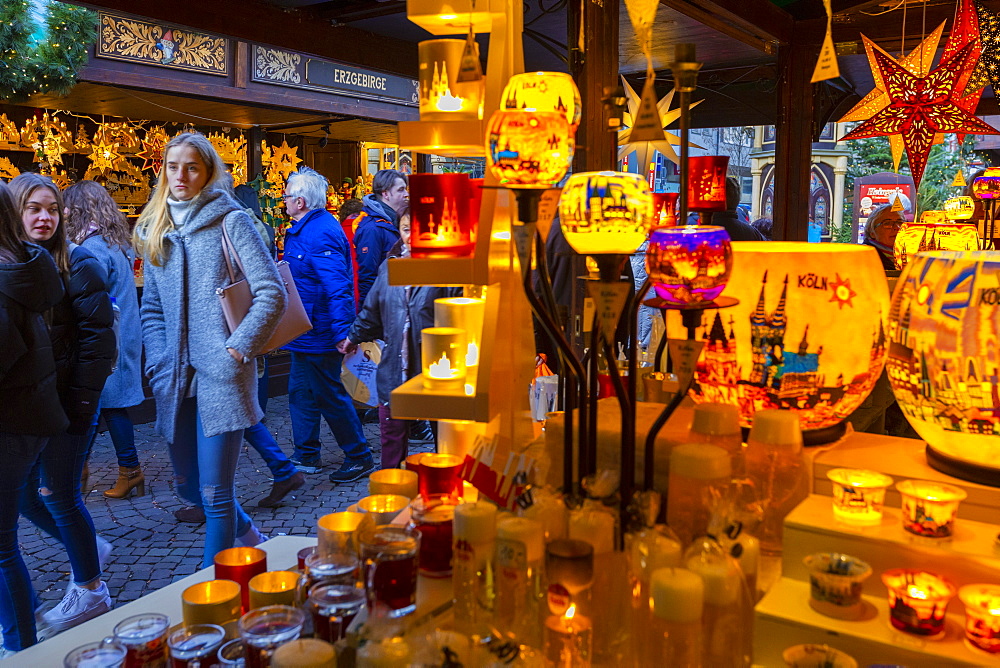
[
  {"x1": 486, "y1": 110, "x2": 573, "y2": 189},
  {"x1": 501, "y1": 72, "x2": 582, "y2": 130},
  {"x1": 944, "y1": 196, "x2": 976, "y2": 220},
  {"x1": 418, "y1": 40, "x2": 483, "y2": 121},
  {"x1": 558, "y1": 171, "x2": 653, "y2": 255},
  {"x1": 893, "y1": 213, "x2": 981, "y2": 269},
  {"x1": 434, "y1": 297, "x2": 486, "y2": 369},
  {"x1": 676, "y1": 242, "x2": 890, "y2": 442},
  {"x1": 421, "y1": 326, "x2": 468, "y2": 390},
  {"x1": 886, "y1": 251, "x2": 1000, "y2": 485}
]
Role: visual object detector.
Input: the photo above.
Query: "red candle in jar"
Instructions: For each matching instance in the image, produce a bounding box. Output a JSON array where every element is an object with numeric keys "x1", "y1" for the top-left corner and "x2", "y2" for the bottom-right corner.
[
  {"x1": 418, "y1": 453, "x2": 464, "y2": 500},
  {"x1": 215, "y1": 547, "x2": 268, "y2": 614}
]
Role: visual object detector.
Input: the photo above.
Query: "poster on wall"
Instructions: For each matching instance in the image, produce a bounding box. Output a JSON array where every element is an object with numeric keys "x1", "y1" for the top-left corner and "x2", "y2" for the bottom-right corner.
[{"x1": 853, "y1": 173, "x2": 915, "y2": 243}]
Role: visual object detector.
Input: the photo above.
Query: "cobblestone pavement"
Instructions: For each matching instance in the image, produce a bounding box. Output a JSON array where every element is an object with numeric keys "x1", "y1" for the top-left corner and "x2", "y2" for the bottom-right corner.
[{"x1": 19, "y1": 395, "x2": 433, "y2": 614}]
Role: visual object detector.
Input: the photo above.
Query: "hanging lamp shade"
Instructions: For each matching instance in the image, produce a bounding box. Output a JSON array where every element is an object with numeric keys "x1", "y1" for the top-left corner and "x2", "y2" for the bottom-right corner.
[
  {"x1": 944, "y1": 196, "x2": 976, "y2": 220},
  {"x1": 486, "y1": 110, "x2": 573, "y2": 189},
  {"x1": 406, "y1": 0, "x2": 499, "y2": 34},
  {"x1": 652, "y1": 192, "x2": 679, "y2": 227},
  {"x1": 675, "y1": 242, "x2": 890, "y2": 442},
  {"x1": 886, "y1": 251, "x2": 1000, "y2": 486},
  {"x1": 409, "y1": 173, "x2": 478, "y2": 258},
  {"x1": 501, "y1": 72, "x2": 582, "y2": 130},
  {"x1": 646, "y1": 225, "x2": 733, "y2": 304},
  {"x1": 687, "y1": 156, "x2": 730, "y2": 212},
  {"x1": 972, "y1": 167, "x2": 1000, "y2": 199},
  {"x1": 893, "y1": 210, "x2": 981, "y2": 269},
  {"x1": 558, "y1": 171, "x2": 653, "y2": 255},
  {"x1": 418, "y1": 40, "x2": 484, "y2": 122}
]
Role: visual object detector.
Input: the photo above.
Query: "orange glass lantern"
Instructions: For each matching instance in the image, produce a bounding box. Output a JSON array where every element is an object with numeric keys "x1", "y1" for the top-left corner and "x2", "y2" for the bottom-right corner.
[
  {"x1": 687, "y1": 156, "x2": 730, "y2": 212},
  {"x1": 486, "y1": 110, "x2": 573, "y2": 189},
  {"x1": 893, "y1": 212, "x2": 981, "y2": 269},
  {"x1": 881, "y1": 569, "x2": 956, "y2": 636},
  {"x1": 652, "y1": 192, "x2": 679, "y2": 227},
  {"x1": 558, "y1": 171, "x2": 653, "y2": 255},
  {"x1": 646, "y1": 225, "x2": 732, "y2": 304},
  {"x1": 418, "y1": 40, "x2": 484, "y2": 122},
  {"x1": 409, "y1": 173, "x2": 478, "y2": 258},
  {"x1": 886, "y1": 251, "x2": 1000, "y2": 485},
  {"x1": 959, "y1": 584, "x2": 1000, "y2": 654},
  {"x1": 501, "y1": 72, "x2": 582, "y2": 130},
  {"x1": 677, "y1": 242, "x2": 890, "y2": 442}
]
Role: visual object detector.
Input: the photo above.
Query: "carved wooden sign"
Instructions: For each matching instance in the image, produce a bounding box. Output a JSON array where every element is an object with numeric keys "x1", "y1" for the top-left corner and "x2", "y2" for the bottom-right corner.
[{"x1": 96, "y1": 12, "x2": 229, "y2": 76}]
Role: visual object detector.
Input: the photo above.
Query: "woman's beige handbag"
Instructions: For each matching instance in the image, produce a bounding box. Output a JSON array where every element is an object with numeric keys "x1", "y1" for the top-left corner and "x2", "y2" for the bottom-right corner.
[{"x1": 217, "y1": 221, "x2": 311, "y2": 354}]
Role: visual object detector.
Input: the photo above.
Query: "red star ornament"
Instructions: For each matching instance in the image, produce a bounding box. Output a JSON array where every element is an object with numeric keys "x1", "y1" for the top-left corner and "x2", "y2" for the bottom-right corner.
[{"x1": 840, "y1": 42, "x2": 999, "y2": 189}]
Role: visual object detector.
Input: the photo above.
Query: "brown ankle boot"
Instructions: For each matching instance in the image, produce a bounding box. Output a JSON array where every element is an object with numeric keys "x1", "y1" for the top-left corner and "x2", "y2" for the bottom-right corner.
[{"x1": 104, "y1": 466, "x2": 145, "y2": 499}]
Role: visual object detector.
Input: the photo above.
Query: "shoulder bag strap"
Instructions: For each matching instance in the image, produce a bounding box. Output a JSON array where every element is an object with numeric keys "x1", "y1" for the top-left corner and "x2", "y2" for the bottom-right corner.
[{"x1": 220, "y1": 218, "x2": 246, "y2": 282}]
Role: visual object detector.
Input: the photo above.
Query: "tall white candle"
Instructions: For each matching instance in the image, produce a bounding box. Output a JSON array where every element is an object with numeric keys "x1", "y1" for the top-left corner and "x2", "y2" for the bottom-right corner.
[
  {"x1": 496, "y1": 517, "x2": 545, "y2": 563},
  {"x1": 649, "y1": 568, "x2": 704, "y2": 667},
  {"x1": 453, "y1": 503, "x2": 497, "y2": 636},
  {"x1": 454, "y1": 502, "x2": 497, "y2": 548}
]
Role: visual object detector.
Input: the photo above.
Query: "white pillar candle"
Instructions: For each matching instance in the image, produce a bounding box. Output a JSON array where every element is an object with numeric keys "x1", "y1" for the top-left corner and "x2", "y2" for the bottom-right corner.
[
  {"x1": 496, "y1": 517, "x2": 545, "y2": 564},
  {"x1": 667, "y1": 444, "x2": 731, "y2": 547},
  {"x1": 568, "y1": 509, "x2": 615, "y2": 555},
  {"x1": 438, "y1": 419, "x2": 486, "y2": 459},
  {"x1": 356, "y1": 637, "x2": 412, "y2": 668},
  {"x1": 454, "y1": 502, "x2": 497, "y2": 549},
  {"x1": 650, "y1": 568, "x2": 704, "y2": 667},
  {"x1": 454, "y1": 503, "x2": 497, "y2": 636}
]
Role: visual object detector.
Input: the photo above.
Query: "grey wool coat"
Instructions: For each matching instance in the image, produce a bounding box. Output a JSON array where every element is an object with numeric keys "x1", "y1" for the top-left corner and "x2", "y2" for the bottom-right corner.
[
  {"x1": 140, "y1": 187, "x2": 287, "y2": 441},
  {"x1": 81, "y1": 235, "x2": 144, "y2": 409}
]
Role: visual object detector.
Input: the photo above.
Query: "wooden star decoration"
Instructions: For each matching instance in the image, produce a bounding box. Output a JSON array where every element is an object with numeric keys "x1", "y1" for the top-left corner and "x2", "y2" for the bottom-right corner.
[
  {"x1": 269, "y1": 140, "x2": 302, "y2": 179},
  {"x1": 137, "y1": 127, "x2": 168, "y2": 174},
  {"x1": 617, "y1": 77, "x2": 701, "y2": 168},
  {"x1": 89, "y1": 141, "x2": 123, "y2": 174},
  {"x1": 840, "y1": 43, "x2": 999, "y2": 188}
]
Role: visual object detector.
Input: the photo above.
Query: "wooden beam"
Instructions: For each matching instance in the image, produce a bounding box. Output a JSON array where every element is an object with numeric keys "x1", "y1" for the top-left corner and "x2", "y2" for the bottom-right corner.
[
  {"x1": 570, "y1": 0, "x2": 619, "y2": 171},
  {"x1": 832, "y1": 3, "x2": 956, "y2": 45},
  {"x1": 659, "y1": 0, "x2": 793, "y2": 52},
  {"x1": 73, "y1": 0, "x2": 418, "y2": 77}
]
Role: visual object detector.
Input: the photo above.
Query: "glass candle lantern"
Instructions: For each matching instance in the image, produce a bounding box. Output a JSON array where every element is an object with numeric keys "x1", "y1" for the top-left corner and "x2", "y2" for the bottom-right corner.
[
  {"x1": 687, "y1": 156, "x2": 730, "y2": 212},
  {"x1": 881, "y1": 569, "x2": 956, "y2": 636},
  {"x1": 781, "y1": 644, "x2": 858, "y2": 668},
  {"x1": 896, "y1": 479, "x2": 967, "y2": 538},
  {"x1": 501, "y1": 71, "x2": 582, "y2": 130},
  {"x1": 826, "y1": 468, "x2": 894, "y2": 526},
  {"x1": 803, "y1": 552, "x2": 872, "y2": 620},
  {"x1": 892, "y1": 217, "x2": 981, "y2": 269},
  {"x1": 418, "y1": 39, "x2": 483, "y2": 122},
  {"x1": 215, "y1": 547, "x2": 268, "y2": 614},
  {"x1": 886, "y1": 252, "x2": 1000, "y2": 485},
  {"x1": 368, "y1": 468, "x2": 419, "y2": 500},
  {"x1": 944, "y1": 196, "x2": 976, "y2": 220},
  {"x1": 182, "y1": 580, "x2": 242, "y2": 628},
  {"x1": 558, "y1": 171, "x2": 653, "y2": 255},
  {"x1": 418, "y1": 452, "x2": 464, "y2": 499},
  {"x1": 486, "y1": 109, "x2": 573, "y2": 189},
  {"x1": 959, "y1": 584, "x2": 1000, "y2": 654},
  {"x1": 249, "y1": 571, "x2": 300, "y2": 610},
  {"x1": 421, "y1": 327, "x2": 467, "y2": 390},
  {"x1": 652, "y1": 192, "x2": 679, "y2": 227},
  {"x1": 972, "y1": 167, "x2": 1000, "y2": 199},
  {"x1": 675, "y1": 242, "x2": 890, "y2": 441},
  {"x1": 646, "y1": 225, "x2": 733, "y2": 305},
  {"x1": 356, "y1": 494, "x2": 410, "y2": 526},
  {"x1": 434, "y1": 297, "x2": 485, "y2": 369},
  {"x1": 409, "y1": 173, "x2": 478, "y2": 258},
  {"x1": 545, "y1": 539, "x2": 595, "y2": 667},
  {"x1": 317, "y1": 511, "x2": 373, "y2": 557}
]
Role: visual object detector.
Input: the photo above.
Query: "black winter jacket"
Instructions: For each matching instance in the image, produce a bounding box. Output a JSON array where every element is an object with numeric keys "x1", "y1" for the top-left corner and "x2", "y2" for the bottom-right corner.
[
  {"x1": 0, "y1": 243, "x2": 69, "y2": 435},
  {"x1": 48, "y1": 243, "x2": 116, "y2": 434}
]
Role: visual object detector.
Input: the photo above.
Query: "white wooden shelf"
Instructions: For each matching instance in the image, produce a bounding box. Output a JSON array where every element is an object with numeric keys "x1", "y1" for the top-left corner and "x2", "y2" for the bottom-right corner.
[{"x1": 389, "y1": 373, "x2": 490, "y2": 422}]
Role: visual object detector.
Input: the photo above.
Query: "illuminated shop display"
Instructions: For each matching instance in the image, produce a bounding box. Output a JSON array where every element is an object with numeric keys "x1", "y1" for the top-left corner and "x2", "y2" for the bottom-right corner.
[{"x1": 558, "y1": 171, "x2": 653, "y2": 255}]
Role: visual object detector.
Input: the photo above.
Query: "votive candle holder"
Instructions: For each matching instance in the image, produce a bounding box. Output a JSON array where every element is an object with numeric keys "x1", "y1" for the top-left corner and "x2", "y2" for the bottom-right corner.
[
  {"x1": 182, "y1": 579, "x2": 243, "y2": 628},
  {"x1": 896, "y1": 479, "x2": 968, "y2": 538},
  {"x1": 368, "y1": 468, "x2": 419, "y2": 500},
  {"x1": 882, "y1": 568, "x2": 956, "y2": 636},
  {"x1": 357, "y1": 494, "x2": 410, "y2": 526},
  {"x1": 317, "y1": 511, "x2": 374, "y2": 557},
  {"x1": 959, "y1": 584, "x2": 1000, "y2": 654},
  {"x1": 803, "y1": 552, "x2": 872, "y2": 620},
  {"x1": 421, "y1": 327, "x2": 467, "y2": 390},
  {"x1": 215, "y1": 547, "x2": 268, "y2": 614},
  {"x1": 249, "y1": 571, "x2": 300, "y2": 610},
  {"x1": 418, "y1": 453, "x2": 464, "y2": 500},
  {"x1": 826, "y1": 468, "x2": 894, "y2": 526}
]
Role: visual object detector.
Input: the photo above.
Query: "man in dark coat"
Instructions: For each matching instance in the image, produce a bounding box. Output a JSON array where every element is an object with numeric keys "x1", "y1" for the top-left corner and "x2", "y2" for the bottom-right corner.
[
  {"x1": 283, "y1": 167, "x2": 375, "y2": 483},
  {"x1": 710, "y1": 177, "x2": 766, "y2": 241},
  {"x1": 354, "y1": 169, "x2": 407, "y2": 306}
]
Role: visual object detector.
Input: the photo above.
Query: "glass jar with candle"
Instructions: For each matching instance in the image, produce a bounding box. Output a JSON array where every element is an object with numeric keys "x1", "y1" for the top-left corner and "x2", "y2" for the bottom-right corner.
[
  {"x1": 544, "y1": 540, "x2": 595, "y2": 668},
  {"x1": 896, "y1": 479, "x2": 968, "y2": 538},
  {"x1": 882, "y1": 568, "x2": 956, "y2": 636},
  {"x1": 685, "y1": 536, "x2": 752, "y2": 667},
  {"x1": 649, "y1": 567, "x2": 704, "y2": 667},
  {"x1": 421, "y1": 327, "x2": 467, "y2": 390},
  {"x1": 434, "y1": 297, "x2": 486, "y2": 371},
  {"x1": 627, "y1": 524, "x2": 683, "y2": 660},
  {"x1": 407, "y1": 496, "x2": 458, "y2": 578},
  {"x1": 826, "y1": 468, "x2": 894, "y2": 526},
  {"x1": 495, "y1": 517, "x2": 546, "y2": 647},
  {"x1": 453, "y1": 502, "x2": 497, "y2": 635},
  {"x1": 959, "y1": 584, "x2": 1000, "y2": 653}
]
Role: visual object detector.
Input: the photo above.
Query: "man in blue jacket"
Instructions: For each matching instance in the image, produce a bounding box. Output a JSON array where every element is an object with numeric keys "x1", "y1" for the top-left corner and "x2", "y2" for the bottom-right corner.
[
  {"x1": 283, "y1": 167, "x2": 375, "y2": 483},
  {"x1": 355, "y1": 169, "x2": 407, "y2": 307}
]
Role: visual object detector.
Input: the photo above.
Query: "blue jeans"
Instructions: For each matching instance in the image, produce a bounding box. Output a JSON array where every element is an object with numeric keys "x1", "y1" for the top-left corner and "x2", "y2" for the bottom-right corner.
[
  {"x1": 20, "y1": 418, "x2": 102, "y2": 588},
  {"x1": 0, "y1": 432, "x2": 47, "y2": 651},
  {"x1": 288, "y1": 352, "x2": 369, "y2": 464},
  {"x1": 103, "y1": 407, "x2": 139, "y2": 469},
  {"x1": 243, "y1": 361, "x2": 295, "y2": 482},
  {"x1": 170, "y1": 398, "x2": 253, "y2": 568}
]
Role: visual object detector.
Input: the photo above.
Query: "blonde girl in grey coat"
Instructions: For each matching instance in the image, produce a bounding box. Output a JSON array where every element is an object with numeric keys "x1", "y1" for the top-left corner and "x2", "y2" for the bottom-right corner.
[{"x1": 134, "y1": 133, "x2": 286, "y2": 567}]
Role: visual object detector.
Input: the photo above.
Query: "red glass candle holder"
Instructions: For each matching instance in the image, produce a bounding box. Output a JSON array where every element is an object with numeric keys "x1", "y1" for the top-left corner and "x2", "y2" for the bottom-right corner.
[
  {"x1": 359, "y1": 525, "x2": 421, "y2": 619},
  {"x1": 652, "y1": 192, "x2": 679, "y2": 227},
  {"x1": 960, "y1": 584, "x2": 1000, "y2": 654},
  {"x1": 418, "y1": 453, "x2": 464, "y2": 500},
  {"x1": 407, "y1": 496, "x2": 458, "y2": 578},
  {"x1": 882, "y1": 569, "x2": 956, "y2": 636},
  {"x1": 215, "y1": 547, "x2": 268, "y2": 614},
  {"x1": 410, "y1": 173, "x2": 477, "y2": 259},
  {"x1": 687, "y1": 155, "x2": 730, "y2": 212}
]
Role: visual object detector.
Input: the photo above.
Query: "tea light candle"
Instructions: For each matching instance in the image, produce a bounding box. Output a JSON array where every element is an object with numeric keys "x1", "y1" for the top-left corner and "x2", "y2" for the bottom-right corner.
[
  {"x1": 882, "y1": 568, "x2": 956, "y2": 636},
  {"x1": 569, "y1": 508, "x2": 616, "y2": 555},
  {"x1": 435, "y1": 297, "x2": 486, "y2": 369},
  {"x1": 214, "y1": 547, "x2": 267, "y2": 613},
  {"x1": 271, "y1": 638, "x2": 337, "y2": 668},
  {"x1": 544, "y1": 604, "x2": 593, "y2": 667},
  {"x1": 248, "y1": 571, "x2": 300, "y2": 609},
  {"x1": 369, "y1": 469, "x2": 419, "y2": 500},
  {"x1": 356, "y1": 636, "x2": 412, "y2": 667},
  {"x1": 896, "y1": 479, "x2": 968, "y2": 538},
  {"x1": 959, "y1": 584, "x2": 1000, "y2": 654},
  {"x1": 357, "y1": 494, "x2": 410, "y2": 526},
  {"x1": 317, "y1": 512, "x2": 374, "y2": 557},
  {"x1": 497, "y1": 517, "x2": 545, "y2": 564},
  {"x1": 422, "y1": 327, "x2": 467, "y2": 390},
  {"x1": 181, "y1": 579, "x2": 242, "y2": 628},
  {"x1": 826, "y1": 468, "x2": 894, "y2": 526}
]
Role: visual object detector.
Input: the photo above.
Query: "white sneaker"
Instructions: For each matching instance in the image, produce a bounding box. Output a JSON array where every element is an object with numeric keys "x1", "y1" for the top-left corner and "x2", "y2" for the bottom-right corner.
[
  {"x1": 42, "y1": 582, "x2": 112, "y2": 633},
  {"x1": 0, "y1": 646, "x2": 17, "y2": 659},
  {"x1": 65, "y1": 535, "x2": 113, "y2": 592},
  {"x1": 236, "y1": 524, "x2": 268, "y2": 547}
]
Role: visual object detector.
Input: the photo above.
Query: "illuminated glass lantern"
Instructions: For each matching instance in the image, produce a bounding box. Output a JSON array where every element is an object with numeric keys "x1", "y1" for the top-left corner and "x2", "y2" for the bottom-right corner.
[
  {"x1": 885, "y1": 251, "x2": 1000, "y2": 485},
  {"x1": 486, "y1": 110, "x2": 573, "y2": 189},
  {"x1": 959, "y1": 584, "x2": 1000, "y2": 654},
  {"x1": 678, "y1": 242, "x2": 890, "y2": 442},
  {"x1": 421, "y1": 327, "x2": 467, "y2": 390},
  {"x1": 409, "y1": 173, "x2": 478, "y2": 258},
  {"x1": 893, "y1": 211, "x2": 981, "y2": 269},
  {"x1": 501, "y1": 72, "x2": 582, "y2": 130},
  {"x1": 407, "y1": 0, "x2": 498, "y2": 34},
  {"x1": 825, "y1": 468, "x2": 893, "y2": 526},
  {"x1": 944, "y1": 196, "x2": 976, "y2": 220},
  {"x1": 646, "y1": 225, "x2": 732, "y2": 304},
  {"x1": 435, "y1": 297, "x2": 485, "y2": 370},
  {"x1": 972, "y1": 167, "x2": 1000, "y2": 199},
  {"x1": 558, "y1": 171, "x2": 653, "y2": 255},
  {"x1": 687, "y1": 156, "x2": 730, "y2": 212},
  {"x1": 418, "y1": 40, "x2": 484, "y2": 121},
  {"x1": 881, "y1": 569, "x2": 956, "y2": 636},
  {"x1": 652, "y1": 192, "x2": 679, "y2": 227}
]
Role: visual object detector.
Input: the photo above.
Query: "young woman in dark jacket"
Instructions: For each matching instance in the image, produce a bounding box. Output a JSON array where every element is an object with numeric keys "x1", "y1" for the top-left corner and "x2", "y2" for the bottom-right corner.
[
  {"x1": 0, "y1": 181, "x2": 66, "y2": 656},
  {"x1": 10, "y1": 173, "x2": 116, "y2": 634}
]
